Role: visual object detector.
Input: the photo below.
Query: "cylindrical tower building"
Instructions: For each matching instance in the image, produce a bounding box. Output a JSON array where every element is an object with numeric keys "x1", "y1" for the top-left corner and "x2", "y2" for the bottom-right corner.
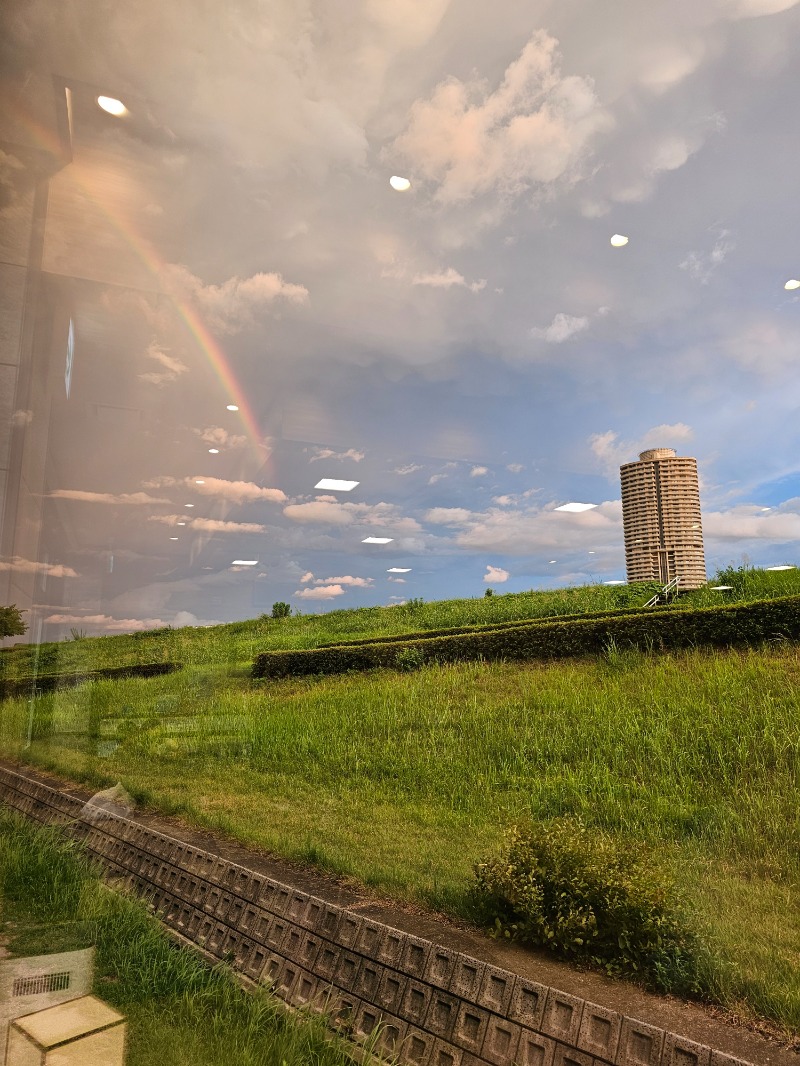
[{"x1": 620, "y1": 448, "x2": 706, "y2": 590}]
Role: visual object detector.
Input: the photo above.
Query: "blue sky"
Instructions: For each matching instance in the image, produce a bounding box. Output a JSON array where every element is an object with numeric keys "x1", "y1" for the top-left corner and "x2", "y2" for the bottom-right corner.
[{"x1": 3, "y1": 0, "x2": 800, "y2": 633}]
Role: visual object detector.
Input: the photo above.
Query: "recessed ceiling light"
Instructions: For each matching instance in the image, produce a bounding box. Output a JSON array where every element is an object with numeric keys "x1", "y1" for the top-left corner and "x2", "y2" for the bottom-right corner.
[
  {"x1": 184, "y1": 503, "x2": 194, "y2": 508},
  {"x1": 785, "y1": 279, "x2": 800, "y2": 290},
  {"x1": 177, "y1": 521, "x2": 186, "y2": 526},
  {"x1": 555, "y1": 502, "x2": 597, "y2": 512},
  {"x1": 363, "y1": 536, "x2": 393, "y2": 544},
  {"x1": 389, "y1": 175, "x2": 411, "y2": 191},
  {"x1": 387, "y1": 567, "x2": 412, "y2": 573},
  {"x1": 766, "y1": 565, "x2": 795, "y2": 571},
  {"x1": 315, "y1": 478, "x2": 360, "y2": 491},
  {"x1": 610, "y1": 234, "x2": 629, "y2": 247},
  {"x1": 588, "y1": 551, "x2": 595, "y2": 554},
  {"x1": 232, "y1": 559, "x2": 258, "y2": 565},
  {"x1": 195, "y1": 479, "x2": 205, "y2": 484},
  {"x1": 604, "y1": 580, "x2": 625, "y2": 585},
  {"x1": 97, "y1": 96, "x2": 128, "y2": 116},
  {"x1": 711, "y1": 585, "x2": 734, "y2": 590},
  {"x1": 226, "y1": 404, "x2": 239, "y2": 411},
  {"x1": 208, "y1": 448, "x2": 219, "y2": 454},
  {"x1": 169, "y1": 536, "x2": 179, "y2": 540},
  {"x1": 549, "y1": 560, "x2": 557, "y2": 564}
]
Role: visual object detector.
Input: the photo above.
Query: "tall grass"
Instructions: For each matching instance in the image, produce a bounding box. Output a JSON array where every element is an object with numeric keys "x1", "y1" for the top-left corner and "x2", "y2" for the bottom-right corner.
[
  {"x1": 2, "y1": 643, "x2": 799, "y2": 1034},
  {"x1": 0, "y1": 810, "x2": 359, "y2": 1066}
]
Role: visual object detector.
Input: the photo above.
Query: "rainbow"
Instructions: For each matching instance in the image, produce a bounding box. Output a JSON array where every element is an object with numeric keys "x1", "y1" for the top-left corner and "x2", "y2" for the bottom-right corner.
[{"x1": 16, "y1": 100, "x2": 268, "y2": 465}]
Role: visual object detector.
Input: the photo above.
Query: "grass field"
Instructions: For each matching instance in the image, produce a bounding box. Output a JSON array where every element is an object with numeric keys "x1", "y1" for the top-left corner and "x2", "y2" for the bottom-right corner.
[
  {"x1": 1, "y1": 567, "x2": 799, "y2": 1040},
  {"x1": 0, "y1": 810, "x2": 358, "y2": 1066}
]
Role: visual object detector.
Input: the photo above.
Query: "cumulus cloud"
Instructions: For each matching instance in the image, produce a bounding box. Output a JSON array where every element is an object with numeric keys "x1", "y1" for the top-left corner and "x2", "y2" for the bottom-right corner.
[
  {"x1": 160, "y1": 264, "x2": 308, "y2": 333},
  {"x1": 309, "y1": 447, "x2": 365, "y2": 462},
  {"x1": 0, "y1": 557, "x2": 78, "y2": 578},
  {"x1": 149, "y1": 515, "x2": 266, "y2": 533},
  {"x1": 411, "y1": 268, "x2": 487, "y2": 292},
  {"x1": 589, "y1": 424, "x2": 695, "y2": 479},
  {"x1": 703, "y1": 506, "x2": 800, "y2": 541},
  {"x1": 295, "y1": 584, "x2": 346, "y2": 599},
  {"x1": 49, "y1": 490, "x2": 171, "y2": 506},
  {"x1": 284, "y1": 501, "x2": 355, "y2": 525},
  {"x1": 506, "y1": 463, "x2": 525, "y2": 473},
  {"x1": 531, "y1": 313, "x2": 589, "y2": 343},
  {"x1": 470, "y1": 465, "x2": 489, "y2": 477},
  {"x1": 145, "y1": 476, "x2": 286, "y2": 504},
  {"x1": 392, "y1": 30, "x2": 609, "y2": 206},
  {"x1": 299, "y1": 571, "x2": 315, "y2": 583},
  {"x1": 484, "y1": 565, "x2": 510, "y2": 583},
  {"x1": 284, "y1": 500, "x2": 421, "y2": 531},
  {"x1": 43, "y1": 611, "x2": 219, "y2": 633},
  {"x1": 394, "y1": 463, "x2": 423, "y2": 475},
  {"x1": 425, "y1": 507, "x2": 473, "y2": 525},
  {"x1": 196, "y1": 426, "x2": 248, "y2": 449},
  {"x1": 453, "y1": 500, "x2": 623, "y2": 555},
  {"x1": 139, "y1": 341, "x2": 188, "y2": 386}
]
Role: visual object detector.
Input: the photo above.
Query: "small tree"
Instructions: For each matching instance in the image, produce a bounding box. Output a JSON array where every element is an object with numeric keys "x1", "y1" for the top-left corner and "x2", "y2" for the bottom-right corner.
[
  {"x1": 271, "y1": 602, "x2": 291, "y2": 619},
  {"x1": 0, "y1": 604, "x2": 27, "y2": 639},
  {"x1": 484, "y1": 588, "x2": 494, "y2": 597}
]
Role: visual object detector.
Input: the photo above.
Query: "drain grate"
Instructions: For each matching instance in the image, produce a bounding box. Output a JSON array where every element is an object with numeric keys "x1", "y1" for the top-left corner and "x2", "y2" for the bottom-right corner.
[{"x1": 12, "y1": 971, "x2": 71, "y2": 997}]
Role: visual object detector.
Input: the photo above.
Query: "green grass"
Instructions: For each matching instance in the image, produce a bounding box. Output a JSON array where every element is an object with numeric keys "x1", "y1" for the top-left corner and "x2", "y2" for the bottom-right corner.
[
  {"x1": 1, "y1": 567, "x2": 799, "y2": 1039},
  {"x1": 0, "y1": 810, "x2": 361, "y2": 1066},
  {"x1": 2, "y1": 565, "x2": 799, "y2": 681}
]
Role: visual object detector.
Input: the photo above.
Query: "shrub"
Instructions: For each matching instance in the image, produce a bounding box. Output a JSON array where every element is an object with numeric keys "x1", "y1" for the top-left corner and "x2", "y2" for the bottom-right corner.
[
  {"x1": 395, "y1": 645, "x2": 426, "y2": 671},
  {"x1": 271, "y1": 602, "x2": 291, "y2": 619},
  {"x1": 474, "y1": 819, "x2": 705, "y2": 995}
]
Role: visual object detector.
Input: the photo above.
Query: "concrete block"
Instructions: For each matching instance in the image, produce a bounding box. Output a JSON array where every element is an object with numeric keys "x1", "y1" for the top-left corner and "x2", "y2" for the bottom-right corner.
[
  {"x1": 315, "y1": 942, "x2": 341, "y2": 982},
  {"x1": 260, "y1": 881, "x2": 292, "y2": 916},
  {"x1": 243, "y1": 943, "x2": 268, "y2": 981},
  {"x1": 240, "y1": 904, "x2": 261, "y2": 934},
  {"x1": 449, "y1": 956, "x2": 485, "y2": 1002},
  {"x1": 275, "y1": 959, "x2": 301, "y2": 1000},
  {"x1": 709, "y1": 1053, "x2": 751, "y2": 1066},
  {"x1": 287, "y1": 890, "x2": 311, "y2": 923},
  {"x1": 262, "y1": 952, "x2": 287, "y2": 986},
  {"x1": 318, "y1": 903, "x2": 343, "y2": 941},
  {"x1": 553, "y1": 1044, "x2": 594, "y2": 1066},
  {"x1": 376, "y1": 928, "x2": 406, "y2": 968},
  {"x1": 402, "y1": 978, "x2": 434, "y2": 1028},
  {"x1": 374, "y1": 1014, "x2": 406, "y2": 1060},
  {"x1": 329, "y1": 992, "x2": 361, "y2": 1034},
  {"x1": 353, "y1": 1001, "x2": 382, "y2": 1042},
  {"x1": 335, "y1": 912, "x2": 364, "y2": 950},
  {"x1": 577, "y1": 1002, "x2": 622, "y2": 1060},
  {"x1": 431, "y1": 1038, "x2": 463, "y2": 1066},
  {"x1": 265, "y1": 916, "x2": 290, "y2": 951},
  {"x1": 376, "y1": 968, "x2": 407, "y2": 1015},
  {"x1": 355, "y1": 959, "x2": 382, "y2": 1000},
  {"x1": 403, "y1": 1025, "x2": 436, "y2": 1066},
  {"x1": 297, "y1": 931, "x2": 322, "y2": 970},
  {"x1": 476, "y1": 964, "x2": 515, "y2": 1016},
  {"x1": 206, "y1": 921, "x2": 228, "y2": 955},
  {"x1": 356, "y1": 918, "x2": 389, "y2": 958},
  {"x1": 214, "y1": 891, "x2": 235, "y2": 921},
  {"x1": 292, "y1": 969, "x2": 321, "y2": 1009},
  {"x1": 507, "y1": 975, "x2": 548, "y2": 1031},
  {"x1": 663, "y1": 1033, "x2": 711, "y2": 1066},
  {"x1": 425, "y1": 945, "x2": 460, "y2": 990},
  {"x1": 515, "y1": 1030, "x2": 557, "y2": 1066},
  {"x1": 425, "y1": 989, "x2": 460, "y2": 1042},
  {"x1": 400, "y1": 935, "x2": 433, "y2": 980},
  {"x1": 451, "y1": 1002, "x2": 491, "y2": 1054},
  {"x1": 226, "y1": 897, "x2": 245, "y2": 928},
  {"x1": 481, "y1": 1016, "x2": 522, "y2": 1066},
  {"x1": 283, "y1": 924, "x2": 305, "y2": 961},
  {"x1": 541, "y1": 990, "x2": 584, "y2": 1045},
  {"x1": 334, "y1": 950, "x2": 362, "y2": 993},
  {"x1": 204, "y1": 885, "x2": 224, "y2": 915},
  {"x1": 616, "y1": 1018, "x2": 665, "y2": 1066}
]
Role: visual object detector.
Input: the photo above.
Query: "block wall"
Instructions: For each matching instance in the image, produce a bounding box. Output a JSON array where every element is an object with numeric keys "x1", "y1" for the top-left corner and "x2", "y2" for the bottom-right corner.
[{"x1": 0, "y1": 766, "x2": 751, "y2": 1066}]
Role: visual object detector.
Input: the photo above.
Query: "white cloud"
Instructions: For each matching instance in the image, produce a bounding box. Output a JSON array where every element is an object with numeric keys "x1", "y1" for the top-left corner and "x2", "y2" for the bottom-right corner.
[
  {"x1": 411, "y1": 268, "x2": 487, "y2": 292},
  {"x1": 196, "y1": 426, "x2": 248, "y2": 449},
  {"x1": 680, "y1": 228, "x2": 735, "y2": 284},
  {"x1": 531, "y1": 313, "x2": 589, "y2": 343},
  {"x1": 295, "y1": 584, "x2": 346, "y2": 600},
  {"x1": 314, "y1": 574, "x2": 374, "y2": 588},
  {"x1": 284, "y1": 500, "x2": 421, "y2": 531},
  {"x1": 49, "y1": 490, "x2": 171, "y2": 506},
  {"x1": 394, "y1": 463, "x2": 423, "y2": 475},
  {"x1": 388, "y1": 576, "x2": 407, "y2": 583},
  {"x1": 428, "y1": 473, "x2": 447, "y2": 484},
  {"x1": 425, "y1": 507, "x2": 473, "y2": 525},
  {"x1": 145, "y1": 476, "x2": 286, "y2": 504},
  {"x1": 454, "y1": 500, "x2": 623, "y2": 555},
  {"x1": 470, "y1": 465, "x2": 489, "y2": 477},
  {"x1": 703, "y1": 506, "x2": 800, "y2": 541},
  {"x1": 309, "y1": 447, "x2": 365, "y2": 462},
  {"x1": 484, "y1": 565, "x2": 510, "y2": 583},
  {"x1": 149, "y1": 515, "x2": 266, "y2": 533},
  {"x1": 284, "y1": 501, "x2": 355, "y2": 525},
  {"x1": 299, "y1": 571, "x2": 315, "y2": 583},
  {"x1": 139, "y1": 341, "x2": 188, "y2": 386},
  {"x1": 0, "y1": 557, "x2": 78, "y2": 578},
  {"x1": 589, "y1": 424, "x2": 695, "y2": 479},
  {"x1": 392, "y1": 30, "x2": 609, "y2": 206},
  {"x1": 160, "y1": 264, "x2": 308, "y2": 333},
  {"x1": 506, "y1": 463, "x2": 524, "y2": 473}
]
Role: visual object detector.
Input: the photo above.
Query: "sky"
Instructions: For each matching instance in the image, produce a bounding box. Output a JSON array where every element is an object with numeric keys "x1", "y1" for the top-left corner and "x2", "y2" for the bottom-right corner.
[{"x1": 1, "y1": 0, "x2": 800, "y2": 634}]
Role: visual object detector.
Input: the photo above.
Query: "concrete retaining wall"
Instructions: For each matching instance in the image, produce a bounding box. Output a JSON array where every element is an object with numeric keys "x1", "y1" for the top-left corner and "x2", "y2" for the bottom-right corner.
[{"x1": 0, "y1": 765, "x2": 753, "y2": 1066}]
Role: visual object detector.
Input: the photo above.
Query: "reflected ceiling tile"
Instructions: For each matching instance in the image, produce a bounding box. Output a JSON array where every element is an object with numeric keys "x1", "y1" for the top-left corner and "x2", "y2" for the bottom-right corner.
[{"x1": 315, "y1": 478, "x2": 359, "y2": 491}]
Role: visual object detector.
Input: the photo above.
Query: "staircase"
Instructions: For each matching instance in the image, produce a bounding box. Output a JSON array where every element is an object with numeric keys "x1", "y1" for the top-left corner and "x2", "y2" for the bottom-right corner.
[{"x1": 642, "y1": 575, "x2": 681, "y2": 608}]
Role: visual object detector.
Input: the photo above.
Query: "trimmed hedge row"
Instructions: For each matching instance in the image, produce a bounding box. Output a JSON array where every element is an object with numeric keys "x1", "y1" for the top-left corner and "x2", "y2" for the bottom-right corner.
[
  {"x1": 0, "y1": 661, "x2": 181, "y2": 701},
  {"x1": 252, "y1": 594, "x2": 800, "y2": 679},
  {"x1": 312, "y1": 599, "x2": 678, "y2": 650}
]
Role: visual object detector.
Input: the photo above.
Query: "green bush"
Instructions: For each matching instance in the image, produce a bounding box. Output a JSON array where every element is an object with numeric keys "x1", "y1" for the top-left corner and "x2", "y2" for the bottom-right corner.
[
  {"x1": 271, "y1": 602, "x2": 291, "y2": 619},
  {"x1": 474, "y1": 819, "x2": 705, "y2": 995},
  {"x1": 252, "y1": 594, "x2": 800, "y2": 679}
]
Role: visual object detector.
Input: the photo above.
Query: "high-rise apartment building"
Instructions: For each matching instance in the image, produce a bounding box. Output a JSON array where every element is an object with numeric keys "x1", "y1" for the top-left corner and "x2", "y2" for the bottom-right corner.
[{"x1": 620, "y1": 448, "x2": 706, "y2": 590}]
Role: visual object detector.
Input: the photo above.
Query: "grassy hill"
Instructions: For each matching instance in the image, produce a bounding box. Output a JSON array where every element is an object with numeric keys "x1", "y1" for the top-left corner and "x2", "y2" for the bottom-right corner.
[{"x1": 1, "y1": 565, "x2": 799, "y2": 1041}]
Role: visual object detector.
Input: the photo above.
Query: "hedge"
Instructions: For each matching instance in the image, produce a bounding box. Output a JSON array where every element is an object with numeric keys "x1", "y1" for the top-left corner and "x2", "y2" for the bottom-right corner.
[
  {"x1": 252, "y1": 594, "x2": 800, "y2": 679},
  {"x1": 0, "y1": 661, "x2": 182, "y2": 701}
]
